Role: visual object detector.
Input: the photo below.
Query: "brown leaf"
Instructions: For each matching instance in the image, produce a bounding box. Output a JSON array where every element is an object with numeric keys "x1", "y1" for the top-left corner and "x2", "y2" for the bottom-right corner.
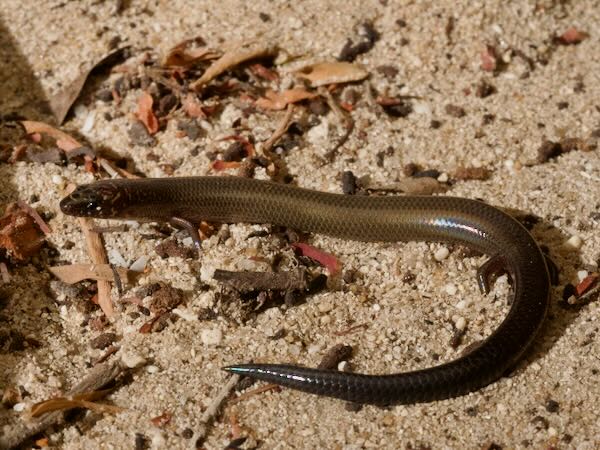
[
  {"x1": 211, "y1": 160, "x2": 241, "y2": 171},
  {"x1": 0, "y1": 203, "x2": 45, "y2": 260},
  {"x1": 182, "y1": 93, "x2": 206, "y2": 118},
  {"x1": 135, "y1": 92, "x2": 159, "y2": 135},
  {"x1": 255, "y1": 88, "x2": 317, "y2": 110},
  {"x1": 295, "y1": 62, "x2": 368, "y2": 87},
  {"x1": 162, "y1": 37, "x2": 220, "y2": 68},
  {"x1": 21, "y1": 120, "x2": 83, "y2": 152},
  {"x1": 190, "y1": 42, "x2": 278, "y2": 90},
  {"x1": 576, "y1": 273, "x2": 598, "y2": 296},
  {"x1": 150, "y1": 411, "x2": 172, "y2": 428},
  {"x1": 49, "y1": 47, "x2": 129, "y2": 124},
  {"x1": 30, "y1": 390, "x2": 123, "y2": 417},
  {"x1": 249, "y1": 63, "x2": 279, "y2": 81}
]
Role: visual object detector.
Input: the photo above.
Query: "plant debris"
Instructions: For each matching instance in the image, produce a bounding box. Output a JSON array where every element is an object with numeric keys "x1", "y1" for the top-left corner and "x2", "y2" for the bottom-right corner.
[
  {"x1": 255, "y1": 88, "x2": 316, "y2": 110},
  {"x1": 191, "y1": 42, "x2": 277, "y2": 91},
  {"x1": 162, "y1": 36, "x2": 220, "y2": 68},
  {"x1": 555, "y1": 27, "x2": 588, "y2": 45},
  {"x1": 0, "y1": 203, "x2": 45, "y2": 260},
  {"x1": 339, "y1": 22, "x2": 380, "y2": 62},
  {"x1": 292, "y1": 243, "x2": 340, "y2": 274},
  {"x1": 49, "y1": 46, "x2": 129, "y2": 125},
  {"x1": 135, "y1": 92, "x2": 159, "y2": 135},
  {"x1": 213, "y1": 268, "x2": 308, "y2": 292},
  {"x1": 295, "y1": 62, "x2": 368, "y2": 87},
  {"x1": 49, "y1": 264, "x2": 133, "y2": 285}
]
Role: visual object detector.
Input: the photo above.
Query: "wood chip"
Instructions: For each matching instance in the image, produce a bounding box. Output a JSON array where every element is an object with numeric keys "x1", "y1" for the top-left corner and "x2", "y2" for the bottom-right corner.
[
  {"x1": 78, "y1": 218, "x2": 114, "y2": 317},
  {"x1": 49, "y1": 264, "x2": 132, "y2": 284},
  {"x1": 191, "y1": 42, "x2": 277, "y2": 91},
  {"x1": 295, "y1": 62, "x2": 368, "y2": 87},
  {"x1": 213, "y1": 268, "x2": 308, "y2": 293},
  {"x1": 0, "y1": 203, "x2": 45, "y2": 260}
]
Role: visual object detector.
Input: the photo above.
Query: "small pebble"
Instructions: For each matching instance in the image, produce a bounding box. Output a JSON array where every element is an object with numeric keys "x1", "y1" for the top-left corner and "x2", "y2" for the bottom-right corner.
[
  {"x1": 13, "y1": 403, "x2": 26, "y2": 412},
  {"x1": 454, "y1": 316, "x2": 467, "y2": 331},
  {"x1": 434, "y1": 247, "x2": 450, "y2": 261},
  {"x1": 201, "y1": 328, "x2": 223, "y2": 345},
  {"x1": 146, "y1": 365, "x2": 160, "y2": 374},
  {"x1": 317, "y1": 301, "x2": 334, "y2": 314},
  {"x1": 338, "y1": 361, "x2": 348, "y2": 371},
  {"x1": 445, "y1": 284, "x2": 458, "y2": 295},
  {"x1": 548, "y1": 427, "x2": 558, "y2": 437},
  {"x1": 372, "y1": 303, "x2": 381, "y2": 312},
  {"x1": 437, "y1": 172, "x2": 449, "y2": 183},
  {"x1": 577, "y1": 270, "x2": 588, "y2": 282},
  {"x1": 121, "y1": 351, "x2": 147, "y2": 368},
  {"x1": 455, "y1": 300, "x2": 467, "y2": 309},
  {"x1": 564, "y1": 235, "x2": 583, "y2": 249},
  {"x1": 51, "y1": 174, "x2": 64, "y2": 185}
]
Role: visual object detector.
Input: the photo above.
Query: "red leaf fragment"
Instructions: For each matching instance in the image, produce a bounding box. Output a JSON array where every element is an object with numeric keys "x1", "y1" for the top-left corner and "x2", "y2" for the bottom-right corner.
[
  {"x1": 249, "y1": 63, "x2": 279, "y2": 81},
  {"x1": 211, "y1": 160, "x2": 241, "y2": 171},
  {"x1": 150, "y1": 411, "x2": 172, "y2": 428},
  {"x1": 292, "y1": 242, "x2": 340, "y2": 274},
  {"x1": 135, "y1": 92, "x2": 159, "y2": 135},
  {"x1": 480, "y1": 45, "x2": 497, "y2": 72},
  {"x1": 182, "y1": 93, "x2": 206, "y2": 119},
  {"x1": 557, "y1": 27, "x2": 588, "y2": 45},
  {"x1": 576, "y1": 273, "x2": 598, "y2": 296}
]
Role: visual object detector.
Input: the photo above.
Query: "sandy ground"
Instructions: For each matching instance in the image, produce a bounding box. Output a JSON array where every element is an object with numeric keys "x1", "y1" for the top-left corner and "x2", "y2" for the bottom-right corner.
[{"x1": 1, "y1": 0, "x2": 599, "y2": 449}]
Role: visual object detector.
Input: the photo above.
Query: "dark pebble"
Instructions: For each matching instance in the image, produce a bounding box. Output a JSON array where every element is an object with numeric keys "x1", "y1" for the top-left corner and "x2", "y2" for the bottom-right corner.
[
  {"x1": 413, "y1": 169, "x2": 440, "y2": 179},
  {"x1": 376, "y1": 65, "x2": 399, "y2": 78},
  {"x1": 222, "y1": 141, "x2": 246, "y2": 162},
  {"x1": 308, "y1": 98, "x2": 329, "y2": 115},
  {"x1": 382, "y1": 101, "x2": 412, "y2": 118},
  {"x1": 557, "y1": 101, "x2": 569, "y2": 110},
  {"x1": 430, "y1": 119, "x2": 442, "y2": 129},
  {"x1": 128, "y1": 120, "x2": 155, "y2": 146},
  {"x1": 537, "y1": 140, "x2": 563, "y2": 163},
  {"x1": 342, "y1": 170, "x2": 357, "y2": 195},
  {"x1": 445, "y1": 104, "x2": 466, "y2": 118},
  {"x1": 545, "y1": 399, "x2": 560, "y2": 413},
  {"x1": 96, "y1": 89, "x2": 114, "y2": 102},
  {"x1": 258, "y1": 12, "x2": 271, "y2": 22},
  {"x1": 90, "y1": 332, "x2": 117, "y2": 350},
  {"x1": 475, "y1": 79, "x2": 496, "y2": 98}
]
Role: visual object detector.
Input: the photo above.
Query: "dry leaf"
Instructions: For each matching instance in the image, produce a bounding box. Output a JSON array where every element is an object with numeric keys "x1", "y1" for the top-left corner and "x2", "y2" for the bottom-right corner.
[
  {"x1": 30, "y1": 389, "x2": 123, "y2": 417},
  {"x1": 0, "y1": 203, "x2": 45, "y2": 260},
  {"x1": 49, "y1": 47, "x2": 129, "y2": 125},
  {"x1": 255, "y1": 88, "x2": 316, "y2": 110},
  {"x1": 135, "y1": 92, "x2": 159, "y2": 135},
  {"x1": 182, "y1": 93, "x2": 206, "y2": 118},
  {"x1": 212, "y1": 160, "x2": 241, "y2": 171},
  {"x1": 21, "y1": 120, "x2": 83, "y2": 152},
  {"x1": 191, "y1": 42, "x2": 277, "y2": 90},
  {"x1": 292, "y1": 242, "x2": 340, "y2": 274},
  {"x1": 163, "y1": 36, "x2": 220, "y2": 68},
  {"x1": 480, "y1": 45, "x2": 497, "y2": 72},
  {"x1": 295, "y1": 62, "x2": 368, "y2": 87},
  {"x1": 49, "y1": 264, "x2": 132, "y2": 284},
  {"x1": 150, "y1": 411, "x2": 172, "y2": 428},
  {"x1": 249, "y1": 63, "x2": 279, "y2": 81}
]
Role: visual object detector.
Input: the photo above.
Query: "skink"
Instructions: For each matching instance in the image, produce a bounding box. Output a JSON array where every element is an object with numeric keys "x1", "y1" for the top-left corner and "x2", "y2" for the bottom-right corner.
[{"x1": 60, "y1": 176, "x2": 552, "y2": 405}]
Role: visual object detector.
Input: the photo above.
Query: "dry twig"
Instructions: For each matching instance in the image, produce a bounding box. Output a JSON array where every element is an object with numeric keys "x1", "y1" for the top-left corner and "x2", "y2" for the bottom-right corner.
[{"x1": 0, "y1": 359, "x2": 125, "y2": 450}]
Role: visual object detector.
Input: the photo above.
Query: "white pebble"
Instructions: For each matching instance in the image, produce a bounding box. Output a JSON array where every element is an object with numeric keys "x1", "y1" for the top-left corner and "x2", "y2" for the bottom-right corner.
[
  {"x1": 434, "y1": 247, "x2": 450, "y2": 261},
  {"x1": 454, "y1": 316, "x2": 467, "y2": 331},
  {"x1": 455, "y1": 300, "x2": 467, "y2": 309},
  {"x1": 129, "y1": 256, "x2": 148, "y2": 272},
  {"x1": 338, "y1": 361, "x2": 348, "y2": 371},
  {"x1": 437, "y1": 173, "x2": 449, "y2": 183},
  {"x1": 13, "y1": 403, "x2": 26, "y2": 412},
  {"x1": 146, "y1": 365, "x2": 160, "y2": 374},
  {"x1": 317, "y1": 301, "x2": 334, "y2": 313},
  {"x1": 121, "y1": 351, "x2": 147, "y2": 368},
  {"x1": 548, "y1": 427, "x2": 558, "y2": 437},
  {"x1": 372, "y1": 303, "x2": 381, "y2": 312},
  {"x1": 577, "y1": 270, "x2": 589, "y2": 282},
  {"x1": 307, "y1": 344, "x2": 323, "y2": 354},
  {"x1": 51, "y1": 174, "x2": 64, "y2": 185},
  {"x1": 81, "y1": 111, "x2": 95, "y2": 133},
  {"x1": 564, "y1": 235, "x2": 583, "y2": 249},
  {"x1": 445, "y1": 284, "x2": 458, "y2": 295},
  {"x1": 201, "y1": 328, "x2": 223, "y2": 346}
]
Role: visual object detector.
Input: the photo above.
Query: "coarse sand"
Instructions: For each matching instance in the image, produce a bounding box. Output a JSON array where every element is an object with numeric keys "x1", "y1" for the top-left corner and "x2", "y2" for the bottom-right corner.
[{"x1": 1, "y1": 1, "x2": 599, "y2": 449}]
